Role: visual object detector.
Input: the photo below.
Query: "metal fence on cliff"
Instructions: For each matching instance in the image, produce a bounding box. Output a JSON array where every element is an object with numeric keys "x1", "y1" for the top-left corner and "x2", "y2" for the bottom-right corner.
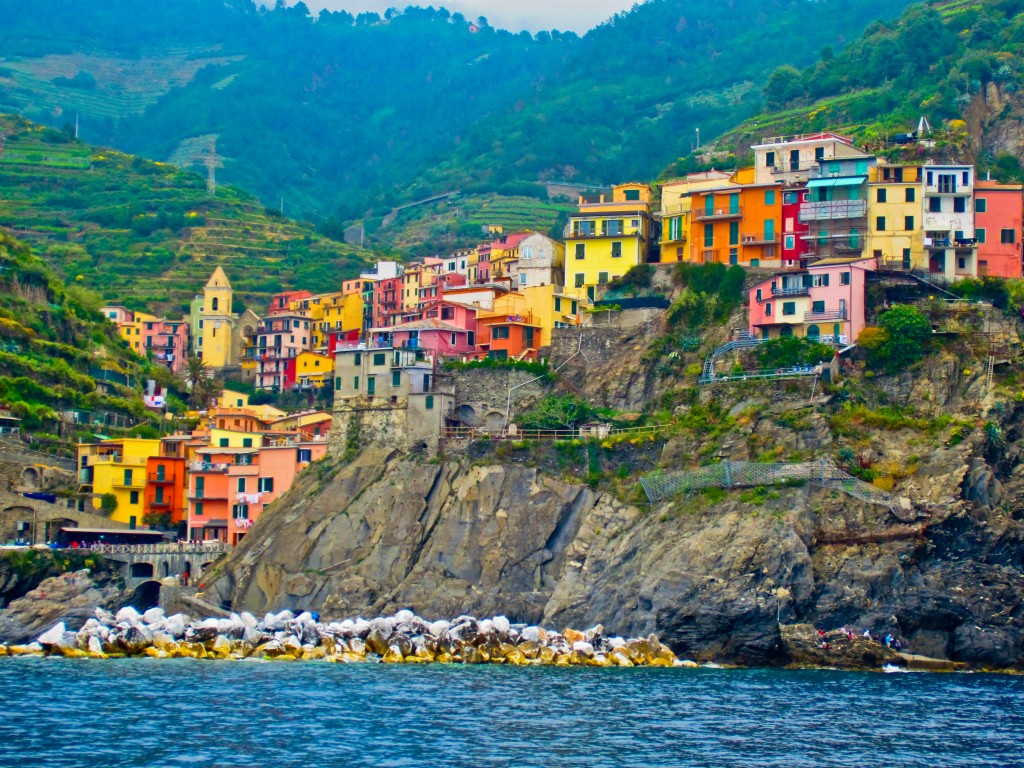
[{"x1": 639, "y1": 458, "x2": 896, "y2": 511}]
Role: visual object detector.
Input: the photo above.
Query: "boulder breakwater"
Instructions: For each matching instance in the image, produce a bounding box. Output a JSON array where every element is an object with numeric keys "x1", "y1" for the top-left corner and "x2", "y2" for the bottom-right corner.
[{"x1": 1, "y1": 606, "x2": 687, "y2": 667}]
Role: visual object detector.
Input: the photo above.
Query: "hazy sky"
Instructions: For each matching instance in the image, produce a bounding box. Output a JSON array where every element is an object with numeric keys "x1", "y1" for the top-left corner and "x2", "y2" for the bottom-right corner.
[{"x1": 273, "y1": 0, "x2": 638, "y2": 33}]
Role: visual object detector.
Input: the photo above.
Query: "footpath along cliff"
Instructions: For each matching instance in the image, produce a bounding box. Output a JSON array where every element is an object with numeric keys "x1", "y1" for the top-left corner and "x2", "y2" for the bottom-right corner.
[{"x1": 207, "y1": 339, "x2": 1024, "y2": 668}]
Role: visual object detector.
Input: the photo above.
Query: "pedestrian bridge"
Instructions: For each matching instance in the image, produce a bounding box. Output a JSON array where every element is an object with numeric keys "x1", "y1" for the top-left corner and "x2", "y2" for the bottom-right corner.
[{"x1": 86, "y1": 542, "x2": 230, "y2": 592}]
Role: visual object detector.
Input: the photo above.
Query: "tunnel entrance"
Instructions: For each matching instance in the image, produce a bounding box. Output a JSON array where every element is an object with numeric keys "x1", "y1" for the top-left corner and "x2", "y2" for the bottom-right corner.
[{"x1": 126, "y1": 580, "x2": 162, "y2": 611}]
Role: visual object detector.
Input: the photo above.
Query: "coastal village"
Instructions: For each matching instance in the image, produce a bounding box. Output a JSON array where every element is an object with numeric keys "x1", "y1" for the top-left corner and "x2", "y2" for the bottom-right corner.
[{"x1": 15, "y1": 130, "x2": 1023, "y2": 551}]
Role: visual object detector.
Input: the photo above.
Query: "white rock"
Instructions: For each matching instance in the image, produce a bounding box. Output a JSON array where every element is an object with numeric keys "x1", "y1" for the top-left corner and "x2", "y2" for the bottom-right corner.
[
  {"x1": 276, "y1": 610, "x2": 295, "y2": 622},
  {"x1": 520, "y1": 626, "x2": 541, "y2": 643},
  {"x1": 115, "y1": 606, "x2": 141, "y2": 625},
  {"x1": 394, "y1": 609, "x2": 415, "y2": 625},
  {"x1": 142, "y1": 608, "x2": 165, "y2": 625},
  {"x1": 240, "y1": 612, "x2": 258, "y2": 629},
  {"x1": 199, "y1": 618, "x2": 220, "y2": 630},
  {"x1": 572, "y1": 641, "x2": 595, "y2": 656},
  {"x1": 491, "y1": 615, "x2": 511, "y2": 634},
  {"x1": 162, "y1": 614, "x2": 187, "y2": 638},
  {"x1": 606, "y1": 637, "x2": 626, "y2": 649},
  {"x1": 478, "y1": 619, "x2": 494, "y2": 634},
  {"x1": 37, "y1": 622, "x2": 66, "y2": 646},
  {"x1": 151, "y1": 631, "x2": 175, "y2": 647},
  {"x1": 428, "y1": 620, "x2": 451, "y2": 637},
  {"x1": 137, "y1": 624, "x2": 154, "y2": 643},
  {"x1": 95, "y1": 608, "x2": 115, "y2": 626},
  {"x1": 87, "y1": 636, "x2": 104, "y2": 655},
  {"x1": 263, "y1": 612, "x2": 286, "y2": 631},
  {"x1": 243, "y1": 626, "x2": 264, "y2": 644},
  {"x1": 295, "y1": 611, "x2": 314, "y2": 625}
]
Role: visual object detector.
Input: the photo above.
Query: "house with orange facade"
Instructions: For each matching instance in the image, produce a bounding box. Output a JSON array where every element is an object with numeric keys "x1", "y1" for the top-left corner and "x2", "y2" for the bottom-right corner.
[
  {"x1": 689, "y1": 168, "x2": 783, "y2": 268},
  {"x1": 144, "y1": 446, "x2": 188, "y2": 533}
]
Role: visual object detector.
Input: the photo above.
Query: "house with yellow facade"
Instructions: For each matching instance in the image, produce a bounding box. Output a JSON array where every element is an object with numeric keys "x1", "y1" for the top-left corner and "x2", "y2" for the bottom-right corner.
[
  {"x1": 296, "y1": 351, "x2": 334, "y2": 388},
  {"x1": 689, "y1": 168, "x2": 783, "y2": 268},
  {"x1": 77, "y1": 438, "x2": 162, "y2": 527},
  {"x1": 659, "y1": 171, "x2": 732, "y2": 264},
  {"x1": 563, "y1": 183, "x2": 653, "y2": 302},
  {"x1": 99, "y1": 306, "x2": 157, "y2": 353},
  {"x1": 865, "y1": 164, "x2": 924, "y2": 270}
]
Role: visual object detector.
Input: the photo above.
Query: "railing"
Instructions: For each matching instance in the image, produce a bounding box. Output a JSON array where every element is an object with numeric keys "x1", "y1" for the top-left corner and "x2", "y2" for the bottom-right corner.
[
  {"x1": 798, "y1": 199, "x2": 867, "y2": 222},
  {"x1": 87, "y1": 542, "x2": 230, "y2": 556},
  {"x1": 443, "y1": 424, "x2": 670, "y2": 442},
  {"x1": 804, "y1": 309, "x2": 847, "y2": 321},
  {"x1": 700, "y1": 365, "x2": 822, "y2": 384},
  {"x1": 148, "y1": 498, "x2": 172, "y2": 509},
  {"x1": 189, "y1": 461, "x2": 231, "y2": 473},
  {"x1": 564, "y1": 228, "x2": 642, "y2": 239},
  {"x1": 694, "y1": 208, "x2": 742, "y2": 221},
  {"x1": 771, "y1": 286, "x2": 809, "y2": 296},
  {"x1": 86, "y1": 455, "x2": 148, "y2": 466},
  {"x1": 741, "y1": 234, "x2": 779, "y2": 245},
  {"x1": 148, "y1": 472, "x2": 176, "y2": 483}
]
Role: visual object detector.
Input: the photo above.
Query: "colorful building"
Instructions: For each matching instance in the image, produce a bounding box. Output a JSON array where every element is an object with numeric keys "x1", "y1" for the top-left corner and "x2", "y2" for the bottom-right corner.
[
  {"x1": 517, "y1": 232, "x2": 565, "y2": 288},
  {"x1": 564, "y1": 183, "x2": 653, "y2": 301},
  {"x1": 800, "y1": 155, "x2": 876, "y2": 262},
  {"x1": 295, "y1": 351, "x2": 335, "y2": 389},
  {"x1": 251, "y1": 312, "x2": 312, "y2": 391},
  {"x1": 752, "y1": 132, "x2": 872, "y2": 187},
  {"x1": 143, "y1": 449, "x2": 188, "y2": 532},
  {"x1": 923, "y1": 164, "x2": 977, "y2": 280},
  {"x1": 975, "y1": 181, "x2": 1023, "y2": 278},
  {"x1": 141, "y1": 317, "x2": 189, "y2": 373},
  {"x1": 377, "y1": 318, "x2": 475, "y2": 358},
  {"x1": 77, "y1": 438, "x2": 162, "y2": 527},
  {"x1": 865, "y1": 164, "x2": 924, "y2": 270},
  {"x1": 781, "y1": 185, "x2": 812, "y2": 268},
  {"x1": 690, "y1": 168, "x2": 782, "y2": 268},
  {"x1": 193, "y1": 267, "x2": 236, "y2": 367},
  {"x1": 747, "y1": 256, "x2": 876, "y2": 344},
  {"x1": 659, "y1": 171, "x2": 732, "y2": 264}
]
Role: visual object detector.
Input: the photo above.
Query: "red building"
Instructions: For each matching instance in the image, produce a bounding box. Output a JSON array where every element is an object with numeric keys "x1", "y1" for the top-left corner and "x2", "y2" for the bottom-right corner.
[
  {"x1": 267, "y1": 290, "x2": 313, "y2": 316},
  {"x1": 975, "y1": 181, "x2": 1023, "y2": 278},
  {"x1": 781, "y1": 185, "x2": 812, "y2": 268}
]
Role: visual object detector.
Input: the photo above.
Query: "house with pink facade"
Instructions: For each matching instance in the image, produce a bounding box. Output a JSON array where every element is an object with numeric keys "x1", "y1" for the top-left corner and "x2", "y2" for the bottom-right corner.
[
  {"x1": 748, "y1": 256, "x2": 876, "y2": 344},
  {"x1": 975, "y1": 181, "x2": 1023, "y2": 278},
  {"x1": 373, "y1": 318, "x2": 475, "y2": 358},
  {"x1": 251, "y1": 312, "x2": 312, "y2": 391},
  {"x1": 142, "y1": 318, "x2": 189, "y2": 373}
]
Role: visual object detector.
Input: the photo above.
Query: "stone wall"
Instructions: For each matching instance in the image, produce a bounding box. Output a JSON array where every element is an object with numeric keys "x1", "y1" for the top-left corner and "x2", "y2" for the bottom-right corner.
[{"x1": 451, "y1": 367, "x2": 549, "y2": 431}]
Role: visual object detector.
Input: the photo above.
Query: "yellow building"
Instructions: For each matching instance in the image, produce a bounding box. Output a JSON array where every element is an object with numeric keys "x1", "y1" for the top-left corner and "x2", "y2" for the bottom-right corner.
[
  {"x1": 217, "y1": 389, "x2": 251, "y2": 409},
  {"x1": 319, "y1": 292, "x2": 364, "y2": 346},
  {"x1": 208, "y1": 428, "x2": 264, "y2": 449},
  {"x1": 865, "y1": 165, "x2": 924, "y2": 269},
  {"x1": 196, "y1": 267, "x2": 235, "y2": 367},
  {"x1": 659, "y1": 171, "x2": 733, "y2": 264},
  {"x1": 563, "y1": 183, "x2": 652, "y2": 302},
  {"x1": 296, "y1": 351, "x2": 334, "y2": 388},
  {"x1": 523, "y1": 285, "x2": 581, "y2": 344},
  {"x1": 77, "y1": 438, "x2": 162, "y2": 526}
]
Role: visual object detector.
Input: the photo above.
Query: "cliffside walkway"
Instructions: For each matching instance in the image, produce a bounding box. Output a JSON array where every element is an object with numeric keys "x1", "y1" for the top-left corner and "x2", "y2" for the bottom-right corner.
[
  {"x1": 83, "y1": 542, "x2": 229, "y2": 590},
  {"x1": 639, "y1": 458, "x2": 902, "y2": 513}
]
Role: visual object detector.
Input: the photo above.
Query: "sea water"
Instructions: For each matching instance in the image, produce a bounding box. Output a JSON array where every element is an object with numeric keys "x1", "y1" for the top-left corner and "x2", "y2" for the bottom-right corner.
[{"x1": 1, "y1": 658, "x2": 1023, "y2": 767}]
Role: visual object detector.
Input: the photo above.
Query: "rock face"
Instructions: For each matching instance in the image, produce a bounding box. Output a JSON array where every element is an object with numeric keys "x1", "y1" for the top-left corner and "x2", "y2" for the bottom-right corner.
[
  {"x1": 0, "y1": 569, "x2": 121, "y2": 644},
  {"x1": 208, "y1": 443, "x2": 1024, "y2": 669}
]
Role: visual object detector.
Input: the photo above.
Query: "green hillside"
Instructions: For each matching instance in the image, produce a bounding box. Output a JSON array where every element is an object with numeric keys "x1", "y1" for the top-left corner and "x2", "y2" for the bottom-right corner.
[
  {"x1": 0, "y1": 114, "x2": 377, "y2": 315},
  {"x1": 0, "y1": 229, "x2": 180, "y2": 453},
  {"x1": 0, "y1": 0, "x2": 915, "y2": 225},
  {"x1": 663, "y1": 0, "x2": 1024, "y2": 181}
]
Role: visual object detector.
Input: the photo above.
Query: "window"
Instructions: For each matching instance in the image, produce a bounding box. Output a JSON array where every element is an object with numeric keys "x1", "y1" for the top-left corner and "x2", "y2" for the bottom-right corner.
[
  {"x1": 354, "y1": 375, "x2": 360, "y2": 390},
  {"x1": 258, "y1": 477, "x2": 274, "y2": 493},
  {"x1": 766, "y1": 151, "x2": 775, "y2": 167},
  {"x1": 729, "y1": 221, "x2": 739, "y2": 245},
  {"x1": 392, "y1": 370, "x2": 401, "y2": 387},
  {"x1": 812, "y1": 300, "x2": 825, "y2": 314},
  {"x1": 194, "y1": 476, "x2": 205, "y2": 499},
  {"x1": 955, "y1": 230, "x2": 964, "y2": 242},
  {"x1": 129, "y1": 490, "x2": 139, "y2": 505},
  {"x1": 367, "y1": 376, "x2": 376, "y2": 396},
  {"x1": 194, "y1": 502, "x2": 203, "y2": 516},
  {"x1": 704, "y1": 224, "x2": 714, "y2": 247},
  {"x1": 756, "y1": 288, "x2": 763, "y2": 301},
  {"x1": 156, "y1": 464, "x2": 166, "y2": 482},
  {"x1": 763, "y1": 219, "x2": 775, "y2": 241},
  {"x1": 729, "y1": 193, "x2": 740, "y2": 214},
  {"x1": 237, "y1": 477, "x2": 246, "y2": 494},
  {"x1": 784, "y1": 235, "x2": 795, "y2": 250},
  {"x1": 219, "y1": 438, "x2": 229, "y2": 447},
  {"x1": 905, "y1": 216, "x2": 915, "y2": 231},
  {"x1": 123, "y1": 469, "x2": 133, "y2": 486},
  {"x1": 751, "y1": 259, "x2": 760, "y2": 267},
  {"x1": 519, "y1": 274, "x2": 527, "y2": 285},
  {"x1": 425, "y1": 395, "x2": 434, "y2": 410},
  {"x1": 928, "y1": 197, "x2": 941, "y2": 212},
  {"x1": 297, "y1": 449, "x2": 312, "y2": 463},
  {"x1": 976, "y1": 198, "x2": 987, "y2": 213},
  {"x1": 232, "y1": 504, "x2": 249, "y2": 519},
  {"x1": 815, "y1": 147, "x2": 825, "y2": 163},
  {"x1": 373, "y1": 353, "x2": 385, "y2": 366},
  {"x1": 977, "y1": 228, "x2": 986, "y2": 244},
  {"x1": 575, "y1": 273, "x2": 585, "y2": 288},
  {"x1": 840, "y1": 271, "x2": 850, "y2": 285},
  {"x1": 492, "y1": 327, "x2": 510, "y2": 339},
  {"x1": 902, "y1": 248, "x2": 912, "y2": 267},
  {"x1": 554, "y1": 297, "x2": 562, "y2": 312},
  {"x1": 953, "y1": 197, "x2": 966, "y2": 213},
  {"x1": 155, "y1": 486, "x2": 164, "y2": 504},
  {"x1": 353, "y1": 353, "x2": 361, "y2": 365},
  {"x1": 242, "y1": 438, "x2": 253, "y2": 448},
  {"x1": 958, "y1": 257, "x2": 966, "y2": 270},
  {"x1": 905, "y1": 188, "x2": 916, "y2": 203},
  {"x1": 765, "y1": 303, "x2": 772, "y2": 316},
  {"x1": 606, "y1": 219, "x2": 624, "y2": 235},
  {"x1": 782, "y1": 302, "x2": 796, "y2": 316},
  {"x1": 876, "y1": 217, "x2": 886, "y2": 231},
  {"x1": 574, "y1": 243, "x2": 586, "y2": 261},
  {"x1": 876, "y1": 189, "x2": 887, "y2": 203},
  {"x1": 211, "y1": 298, "x2": 219, "y2": 311},
  {"x1": 623, "y1": 189, "x2": 640, "y2": 201},
  {"x1": 334, "y1": 376, "x2": 341, "y2": 391},
  {"x1": 668, "y1": 217, "x2": 682, "y2": 241},
  {"x1": 765, "y1": 190, "x2": 775, "y2": 206},
  {"x1": 1002, "y1": 229, "x2": 1017, "y2": 244},
  {"x1": 236, "y1": 454, "x2": 252, "y2": 466},
  {"x1": 598, "y1": 271, "x2": 609, "y2": 284}
]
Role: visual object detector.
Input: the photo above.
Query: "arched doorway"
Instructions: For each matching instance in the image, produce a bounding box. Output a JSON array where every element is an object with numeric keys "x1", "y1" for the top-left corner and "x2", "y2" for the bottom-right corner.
[
  {"x1": 780, "y1": 326, "x2": 794, "y2": 338},
  {"x1": 127, "y1": 581, "x2": 162, "y2": 611},
  {"x1": 806, "y1": 324, "x2": 820, "y2": 340}
]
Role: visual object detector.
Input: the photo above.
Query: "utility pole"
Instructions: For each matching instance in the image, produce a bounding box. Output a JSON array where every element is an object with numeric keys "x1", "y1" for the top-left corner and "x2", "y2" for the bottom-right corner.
[
  {"x1": 206, "y1": 138, "x2": 217, "y2": 197},
  {"x1": 74, "y1": 113, "x2": 79, "y2": 140}
]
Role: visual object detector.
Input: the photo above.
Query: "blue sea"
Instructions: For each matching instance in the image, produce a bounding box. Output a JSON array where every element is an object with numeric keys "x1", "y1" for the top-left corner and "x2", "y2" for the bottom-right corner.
[{"x1": 1, "y1": 658, "x2": 1022, "y2": 767}]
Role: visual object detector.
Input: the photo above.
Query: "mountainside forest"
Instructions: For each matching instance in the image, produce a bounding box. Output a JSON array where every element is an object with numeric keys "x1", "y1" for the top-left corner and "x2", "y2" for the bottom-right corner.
[{"x1": 0, "y1": 0, "x2": 913, "y2": 226}]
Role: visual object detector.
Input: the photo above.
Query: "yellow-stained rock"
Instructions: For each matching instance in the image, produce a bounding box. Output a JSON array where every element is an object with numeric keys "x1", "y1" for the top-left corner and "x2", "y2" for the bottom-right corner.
[
  {"x1": 144, "y1": 647, "x2": 170, "y2": 659},
  {"x1": 538, "y1": 646, "x2": 556, "y2": 664},
  {"x1": 610, "y1": 650, "x2": 634, "y2": 667},
  {"x1": 303, "y1": 646, "x2": 327, "y2": 661},
  {"x1": 382, "y1": 645, "x2": 404, "y2": 663},
  {"x1": 563, "y1": 628, "x2": 585, "y2": 644},
  {"x1": 8, "y1": 645, "x2": 43, "y2": 656},
  {"x1": 649, "y1": 657, "x2": 674, "y2": 668},
  {"x1": 434, "y1": 651, "x2": 454, "y2": 664},
  {"x1": 517, "y1": 640, "x2": 539, "y2": 659},
  {"x1": 338, "y1": 652, "x2": 365, "y2": 663},
  {"x1": 554, "y1": 653, "x2": 571, "y2": 666},
  {"x1": 503, "y1": 647, "x2": 527, "y2": 666},
  {"x1": 588, "y1": 654, "x2": 612, "y2": 667},
  {"x1": 657, "y1": 647, "x2": 677, "y2": 664},
  {"x1": 0, "y1": 645, "x2": 8, "y2": 656},
  {"x1": 211, "y1": 636, "x2": 232, "y2": 659},
  {"x1": 402, "y1": 655, "x2": 430, "y2": 663},
  {"x1": 58, "y1": 647, "x2": 89, "y2": 659}
]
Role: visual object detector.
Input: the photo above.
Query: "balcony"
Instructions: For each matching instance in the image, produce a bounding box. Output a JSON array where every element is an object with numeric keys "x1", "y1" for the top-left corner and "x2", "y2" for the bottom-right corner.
[
  {"x1": 771, "y1": 285, "x2": 809, "y2": 297},
  {"x1": 804, "y1": 309, "x2": 848, "y2": 322},
  {"x1": 148, "y1": 472, "x2": 176, "y2": 484},
  {"x1": 148, "y1": 498, "x2": 172, "y2": 509},
  {"x1": 798, "y1": 200, "x2": 867, "y2": 222},
  {"x1": 85, "y1": 455, "x2": 148, "y2": 466},
  {"x1": 741, "y1": 234, "x2": 779, "y2": 246},
  {"x1": 189, "y1": 461, "x2": 231, "y2": 473},
  {"x1": 693, "y1": 208, "x2": 742, "y2": 222},
  {"x1": 564, "y1": 226, "x2": 642, "y2": 239}
]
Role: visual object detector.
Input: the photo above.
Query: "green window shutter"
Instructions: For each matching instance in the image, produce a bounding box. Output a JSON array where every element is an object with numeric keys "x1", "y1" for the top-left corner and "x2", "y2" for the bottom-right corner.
[{"x1": 729, "y1": 221, "x2": 739, "y2": 245}]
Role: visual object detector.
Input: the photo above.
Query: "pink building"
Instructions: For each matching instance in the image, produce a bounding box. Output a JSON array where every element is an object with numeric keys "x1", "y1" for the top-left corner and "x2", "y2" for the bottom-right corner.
[
  {"x1": 378, "y1": 318, "x2": 476, "y2": 358},
  {"x1": 142, "y1": 318, "x2": 189, "y2": 373},
  {"x1": 252, "y1": 312, "x2": 312, "y2": 391},
  {"x1": 748, "y1": 256, "x2": 876, "y2": 344},
  {"x1": 975, "y1": 181, "x2": 1023, "y2": 278},
  {"x1": 267, "y1": 290, "x2": 313, "y2": 316}
]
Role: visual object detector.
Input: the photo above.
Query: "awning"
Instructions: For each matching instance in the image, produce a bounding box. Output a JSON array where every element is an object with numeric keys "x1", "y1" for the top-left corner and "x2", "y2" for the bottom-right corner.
[
  {"x1": 807, "y1": 176, "x2": 867, "y2": 189},
  {"x1": 204, "y1": 519, "x2": 228, "y2": 528}
]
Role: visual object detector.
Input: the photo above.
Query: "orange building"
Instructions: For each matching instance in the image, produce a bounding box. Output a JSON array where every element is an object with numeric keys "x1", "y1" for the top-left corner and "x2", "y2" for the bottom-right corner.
[
  {"x1": 690, "y1": 168, "x2": 783, "y2": 268},
  {"x1": 476, "y1": 309, "x2": 543, "y2": 361},
  {"x1": 144, "y1": 450, "x2": 188, "y2": 533}
]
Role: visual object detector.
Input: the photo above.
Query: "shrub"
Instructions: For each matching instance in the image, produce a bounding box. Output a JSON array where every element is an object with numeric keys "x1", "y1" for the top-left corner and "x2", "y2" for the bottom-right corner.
[
  {"x1": 861, "y1": 305, "x2": 931, "y2": 373},
  {"x1": 757, "y1": 337, "x2": 835, "y2": 368},
  {"x1": 519, "y1": 394, "x2": 593, "y2": 431},
  {"x1": 99, "y1": 493, "x2": 118, "y2": 515}
]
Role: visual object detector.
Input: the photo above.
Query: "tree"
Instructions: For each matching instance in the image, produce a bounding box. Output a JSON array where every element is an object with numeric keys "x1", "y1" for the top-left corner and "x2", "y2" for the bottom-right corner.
[
  {"x1": 180, "y1": 355, "x2": 223, "y2": 409},
  {"x1": 763, "y1": 65, "x2": 804, "y2": 110},
  {"x1": 862, "y1": 305, "x2": 932, "y2": 373},
  {"x1": 99, "y1": 493, "x2": 118, "y2": 515},
  {"x1": 519, "y1": 395, "x2": 593, "y2": 431}
]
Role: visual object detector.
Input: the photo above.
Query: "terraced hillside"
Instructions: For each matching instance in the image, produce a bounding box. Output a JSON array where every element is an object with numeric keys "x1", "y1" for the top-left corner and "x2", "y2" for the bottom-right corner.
[{"x1": 0, "y1": 114, "x2": 377, "y2": 315}]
